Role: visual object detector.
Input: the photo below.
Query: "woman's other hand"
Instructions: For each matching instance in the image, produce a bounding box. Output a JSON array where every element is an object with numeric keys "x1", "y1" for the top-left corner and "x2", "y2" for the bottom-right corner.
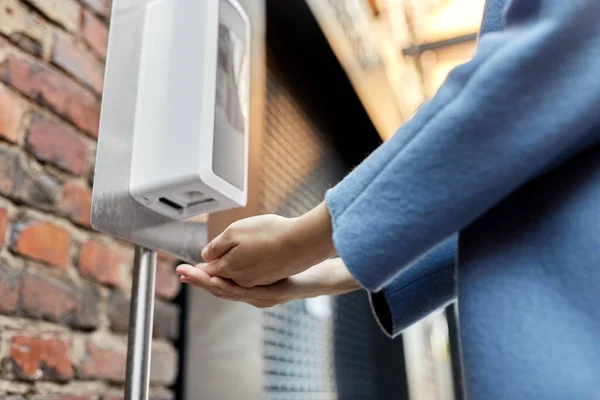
[{"x1": 176, "y1": 258, "x2": 360, "y2": 308}]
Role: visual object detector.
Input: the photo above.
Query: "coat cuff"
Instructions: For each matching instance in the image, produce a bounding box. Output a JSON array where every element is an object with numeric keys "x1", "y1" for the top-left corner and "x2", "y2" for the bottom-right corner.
[{"x1": 368, "y1": 262, "x2": 456, "y2": 338}]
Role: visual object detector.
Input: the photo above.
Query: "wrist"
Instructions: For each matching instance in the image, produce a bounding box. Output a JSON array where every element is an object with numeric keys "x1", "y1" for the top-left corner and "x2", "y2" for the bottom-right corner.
[
  {"x1": 330, "y1": 258, "x2": 362, "y2": 293},
  {"x1": 318, "y1": 258, "x2": 361, "y2": 296},
  {"x1": 288, "y1": 201, "x2": 336, "y2": 260}
]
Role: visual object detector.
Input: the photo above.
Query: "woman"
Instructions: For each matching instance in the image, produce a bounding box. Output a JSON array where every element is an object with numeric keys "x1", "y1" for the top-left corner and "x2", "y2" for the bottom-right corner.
[{"x1": 177, "y1": 0, "x2": 600, "y2": 398}]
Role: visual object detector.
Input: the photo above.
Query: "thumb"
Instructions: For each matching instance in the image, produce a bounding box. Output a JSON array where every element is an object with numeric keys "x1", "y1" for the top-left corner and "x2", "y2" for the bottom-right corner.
[{"x1": 201, "y1": 231, "x2": 235, "y2": 260}]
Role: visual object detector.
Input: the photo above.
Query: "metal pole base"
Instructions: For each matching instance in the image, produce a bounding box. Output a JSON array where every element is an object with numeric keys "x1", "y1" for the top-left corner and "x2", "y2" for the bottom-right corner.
[{"x1": 125, "y1": 246, "x2": 157, "y2": 400}]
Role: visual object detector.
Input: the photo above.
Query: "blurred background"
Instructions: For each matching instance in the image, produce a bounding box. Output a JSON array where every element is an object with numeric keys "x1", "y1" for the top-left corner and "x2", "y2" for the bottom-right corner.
[{"x1": 0, "y1": 0, "x2": 483, "y2": 399}]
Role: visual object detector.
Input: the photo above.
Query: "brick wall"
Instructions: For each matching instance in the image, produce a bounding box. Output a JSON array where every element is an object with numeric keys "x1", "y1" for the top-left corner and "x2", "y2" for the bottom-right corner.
[{"x1": 0, "y1": 1, "x2": 180, "y2": 398}]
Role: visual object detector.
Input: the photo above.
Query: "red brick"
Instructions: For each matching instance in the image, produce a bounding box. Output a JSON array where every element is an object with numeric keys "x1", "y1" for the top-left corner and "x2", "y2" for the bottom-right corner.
[
  {"x1": 6, "y1": 334, "x2": 73, "y2": 381},
  {"x1": 81, "y1": 10, "x2": 107, "y2": 59},
  {"x1": 79, "y1": 240, "x2": 125, "y2": 287},
  {"x1": 52, "y1": 34, "x2": 104, "y2": 94},
  {"x1": 155, "y1": 258, "x2": 180, "y2": 300},
  {"x1": 80, "y1": 340, "x2": 126, "y2": 382},
  {"x1": 0, "y1": 207, "x2": 7, "y2": 246},
  {"x1": 0, "y1": 86, "x2": 26, "y2": 143},
  {"x1": 80, "y1": 0, "x2": 112, "y2": 19},
  {"x1": 0, "y1": 50, "x2": 101, "y2": 137},
  {"x1": 11, "y1": 219, "x2": 70, "y2": 269},
  {"x1": 0, "y1": 265, "x2": 21, "y2": 315},
  {"x1": 26, "y1": 114, "x2": 88, "y2": 175},
  {"x1": 150, "y1": 343, "x2": 178, "y2": 386},
  {"x1": 79, "y1": 340, "x2": 176, "y2": 386},
  {"x1": 21, "y1": 272, "x2": 100, "y2": 329},
  {"x1": 0, "y1": 146, "x2": 61, "y2": 208},
  {"x1": 25, "y1": 0, "x2": 81, "y2": 32},
  {"x1": 60, "y1": 183, "x2": 91, "y2": 227}
]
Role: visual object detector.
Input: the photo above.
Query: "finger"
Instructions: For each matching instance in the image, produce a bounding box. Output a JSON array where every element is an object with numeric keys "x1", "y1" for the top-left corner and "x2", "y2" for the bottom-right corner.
[
  {"x1": 176, "y1": 264, "x2": 212, "y2": 286},
  {"x1": 178, "y1": 264, "x2": 281, "y2": 307},
  {"x1": 201, "y1": 230, "x2": 236, "y2": 261},
  {"x1": 177, "y1": 264, "x2": 239, "y2": 300},
  {"x1": 210, "y1": 276, "x2": 289, "y2": 303},
  {"x1": 209, "y1": 276, "x2": 253, "y2": 297},
  {"x1": 200, "y1": 257, "x2": 228, "y2": 278},
  {"x1": 177, "y1": 264, "x2": 221, "y2": 291},
  {"x1": 248, "y1": 300, "x2": 277, "y2": 309},
  {"x1": 207, "y1": 277, "x2": 272, "y2": 305},
  {"x1": 176, "y1": 263, "x2": 193, "y2": 276}
]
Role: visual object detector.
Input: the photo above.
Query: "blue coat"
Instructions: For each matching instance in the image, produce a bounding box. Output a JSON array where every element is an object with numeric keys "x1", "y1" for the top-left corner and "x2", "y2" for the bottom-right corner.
[{"x1": 325, "y1": 0, "x2": 600, "y2": 398}]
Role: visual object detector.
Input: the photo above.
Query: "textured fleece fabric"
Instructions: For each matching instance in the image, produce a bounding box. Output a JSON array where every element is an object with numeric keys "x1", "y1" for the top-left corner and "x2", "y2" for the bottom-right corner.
[
  {"x1": 368, "y1": 234, "x2": 457, "y2": 337},
  {"x1": 325, "y1": 0, "x2": 600, "y2": 399}
]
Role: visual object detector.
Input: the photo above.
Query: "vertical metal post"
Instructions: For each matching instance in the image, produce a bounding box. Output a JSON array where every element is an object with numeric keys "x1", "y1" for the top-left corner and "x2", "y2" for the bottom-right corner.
[{"x1": 125, "y1": 246, "x2": 157, "y2": 400}]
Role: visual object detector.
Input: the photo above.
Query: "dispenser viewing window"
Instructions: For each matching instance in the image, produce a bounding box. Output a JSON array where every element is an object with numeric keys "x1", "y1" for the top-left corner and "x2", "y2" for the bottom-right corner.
[
  {"x1": 213, "y1": 12, "x2": 249, "y2": 191},
  {"x1": 128, "y1": 0, "x2": 251, "y2": 220}
]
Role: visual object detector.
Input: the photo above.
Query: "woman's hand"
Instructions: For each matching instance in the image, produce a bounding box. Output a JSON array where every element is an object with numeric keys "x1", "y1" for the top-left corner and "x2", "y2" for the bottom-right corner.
[
  {"x1": 199, "y1": 202, "x2": 336, "y2": 288},
  {"x1": 176, "y1": 258, "x2": 361, "y2": 308}
]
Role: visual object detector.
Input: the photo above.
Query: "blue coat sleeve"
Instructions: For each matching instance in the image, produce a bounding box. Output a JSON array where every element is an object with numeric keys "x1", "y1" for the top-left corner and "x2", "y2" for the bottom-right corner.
[
  {"x1": 326, "y1": 0, "x2": 600, "y2": 292},
  {"x1": 370, "y1": 234, "x2": 457, "y2": 338}
]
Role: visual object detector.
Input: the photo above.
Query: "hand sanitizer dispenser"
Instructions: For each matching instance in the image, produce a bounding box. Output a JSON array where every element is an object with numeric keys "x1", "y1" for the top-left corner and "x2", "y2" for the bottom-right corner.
[{"x1": 128, "y1": 0, "x2": 250, "y2": 220}]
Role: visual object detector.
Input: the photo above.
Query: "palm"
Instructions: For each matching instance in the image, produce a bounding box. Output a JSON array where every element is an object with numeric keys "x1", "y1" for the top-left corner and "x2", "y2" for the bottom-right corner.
[{"x1": 176, "y1": 258, "x2": 360, "y2": 308}]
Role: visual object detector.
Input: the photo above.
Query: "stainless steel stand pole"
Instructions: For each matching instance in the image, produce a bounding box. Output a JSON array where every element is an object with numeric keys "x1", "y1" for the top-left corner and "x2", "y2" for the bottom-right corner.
[{"x1": 124, "y1": 246, "x2": 157, "y2": 400}]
